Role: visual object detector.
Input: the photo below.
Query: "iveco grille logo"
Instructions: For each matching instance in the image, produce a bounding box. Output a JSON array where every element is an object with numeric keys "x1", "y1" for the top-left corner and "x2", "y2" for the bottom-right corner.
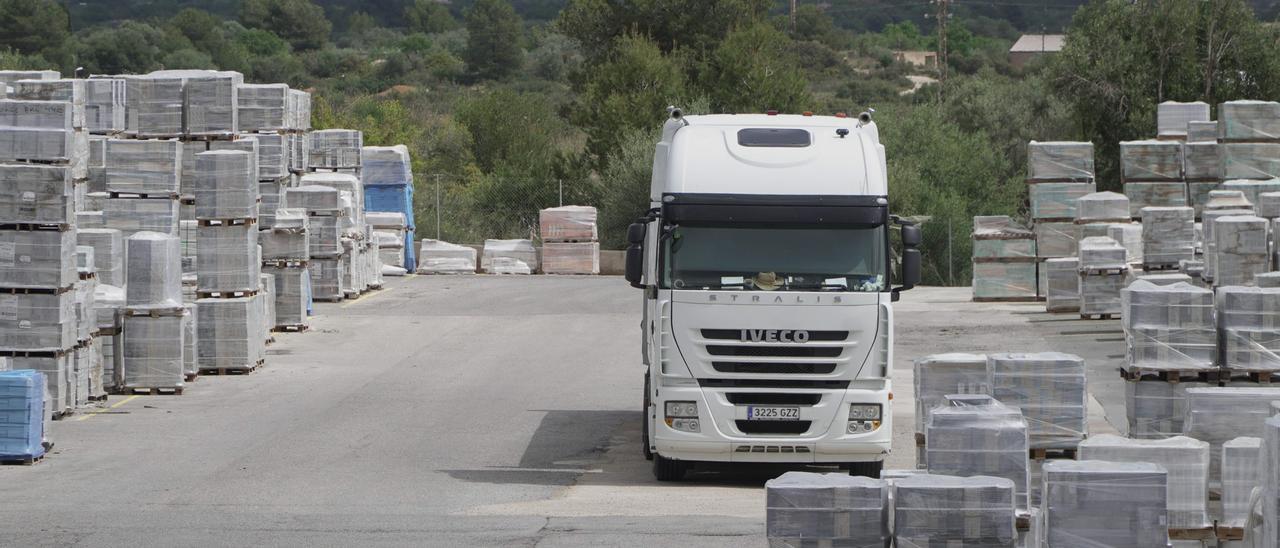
[{"x1": 740, "y1": 329, "x2": 810, "y2": 343}]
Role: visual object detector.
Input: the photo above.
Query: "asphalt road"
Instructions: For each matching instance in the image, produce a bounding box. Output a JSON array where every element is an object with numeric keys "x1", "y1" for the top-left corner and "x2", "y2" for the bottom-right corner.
[{"x1": 0, "y1": 277, "x2": 1125, "y2": 547}]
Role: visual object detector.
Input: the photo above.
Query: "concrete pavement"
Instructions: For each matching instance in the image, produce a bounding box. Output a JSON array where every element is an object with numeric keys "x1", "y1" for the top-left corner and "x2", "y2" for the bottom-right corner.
[{"x1": 0, "y1": 277, "x2": 1127, "y2": 546}]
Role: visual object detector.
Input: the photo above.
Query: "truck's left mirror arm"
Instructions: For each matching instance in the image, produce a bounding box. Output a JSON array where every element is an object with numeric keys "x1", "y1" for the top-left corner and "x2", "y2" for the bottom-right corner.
[{"x1": 891, "y1": 219, "x2": 921, "y2": 302}]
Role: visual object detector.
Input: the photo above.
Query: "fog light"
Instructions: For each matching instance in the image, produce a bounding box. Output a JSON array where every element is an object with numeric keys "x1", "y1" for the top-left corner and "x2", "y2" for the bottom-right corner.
[
  {"x1": 670, "y1": 418, "x2": 700, "y2": 433},
  {"x1": 665, "y1": 401, "x2": 699, "y2": 432}
]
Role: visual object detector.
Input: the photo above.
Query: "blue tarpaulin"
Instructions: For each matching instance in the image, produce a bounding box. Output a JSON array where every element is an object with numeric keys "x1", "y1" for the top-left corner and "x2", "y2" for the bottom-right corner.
[
  {"x1": 0, "y1": 370, "x2": 45, "y2": 461},
  {"x1": 365, "y1": 183, "x2": 416, "y2": 272}
]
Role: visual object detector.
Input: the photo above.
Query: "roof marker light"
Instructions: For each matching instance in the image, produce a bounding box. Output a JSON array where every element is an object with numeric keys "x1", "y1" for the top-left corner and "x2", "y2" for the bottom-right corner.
[{"x1": 766, "y1": 110, "x2": 778, "y2": 116}]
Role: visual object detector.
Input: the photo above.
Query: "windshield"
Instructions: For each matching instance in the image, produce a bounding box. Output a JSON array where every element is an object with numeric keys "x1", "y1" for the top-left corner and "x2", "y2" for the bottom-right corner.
[{"x1": 661, "y1": 223, "x2": 888, "y2": 292}]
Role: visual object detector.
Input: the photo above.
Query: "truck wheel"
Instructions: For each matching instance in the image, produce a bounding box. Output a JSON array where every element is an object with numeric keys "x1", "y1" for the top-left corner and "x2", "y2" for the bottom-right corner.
[
  {"x1": 642, "y1": 374, "x2": 653, "y2": 461},
  {"x1": 653, "y1": 454, "x2": 688, "y2": 482},
  {"x1": 848, "y1": 460, "x2": 883, "y2": 478}
]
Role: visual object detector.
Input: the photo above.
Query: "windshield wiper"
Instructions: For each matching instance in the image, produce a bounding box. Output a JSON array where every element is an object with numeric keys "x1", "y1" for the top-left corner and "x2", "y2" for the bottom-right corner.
[{"x1": 787, "y1": 283, "x2": 849, "y2": 291}]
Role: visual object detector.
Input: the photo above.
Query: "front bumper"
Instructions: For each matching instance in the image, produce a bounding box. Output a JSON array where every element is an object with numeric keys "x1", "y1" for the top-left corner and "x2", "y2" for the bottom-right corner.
[{"x1": 652, "y1": 383, "x2": 892, "y2": 464}]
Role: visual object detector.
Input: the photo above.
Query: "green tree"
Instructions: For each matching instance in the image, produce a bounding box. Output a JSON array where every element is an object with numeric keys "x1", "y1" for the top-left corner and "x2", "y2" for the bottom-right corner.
[
  {"x1": 161, "y1": 48, "x2": 216, "y2": 70},
  {"x1": 574, "y1": 33, "x2": 686, "y2": 169},
  {"x1": 598, "y1": 126, "x2": 660, "y2": 248},
  {"x1": 0, "y1": 0, "x2": 69, "y2": 57},
  {"x1": 405, "y1": 0, "x2": 458, "y2": 34},
  {"x1": 702, "y1": 23, "x2": 811, "y2": 113},
  {"x1": 75, "y1": 21, "x2": 170, "y2": 74},
  {"x1": 463, "y1": 0, "x2": 524, "y2": 81},
  {"x1": 239, "y1": 0, "x2": 332, "y2": 51},
  {"x1": 455, "y1": 89, "x2": 564, "y2": 173},
  {"x1": 557, "y1": 0, "x2": 770, "y2": 61}
]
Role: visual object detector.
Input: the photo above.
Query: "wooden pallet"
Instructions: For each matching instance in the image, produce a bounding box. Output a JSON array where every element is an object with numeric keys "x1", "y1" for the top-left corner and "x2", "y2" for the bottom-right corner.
[
  {"x1": 1122, "y1": 367, "x2": 1223, "y2": 384},
  {"x1": 0, "y1": 453, "x2": 45, "y2": 466},
  {"x1": 1015, "y1": 512, "x2": 1034, "y2": 532},
  {"x1": 127, "y1": 387, "x2": 184, "y2": 395},
  {"x1": 262, "y1": 259, "x2": 309, "y2": 269},
  {"x1": 1168, "y1": 526, "x2": 1216, "y2": 541},
  {"x1": 122, "y1": 307, "x2": 186, "y2": 318},
  {"x1": 272, "y1": 324, "x2": 309, "y2": 333},
  {"x1": 195, "y1": 289, "x2": 259, "y2": 299},
  {"x1": 1142, "y1": 263, "x2": 1182, "y2": 272},
  {"x1": 0, "y1": 222, "x2": 71, "y2": 232},
  {"x1": 1079, "y1": 312, "x2": 1118, "y2": 320},
  {"x1": 1030, "y1": 447, "x2": 1077, "y2": 460},
  {"x1": 108, "y1": 191, "x2": 180, "y2": 200},
  {"x1": 197, "y1": 218, "x2": 257, "y2": 227},
  {"x1": 7, "y1": 157, "x2": 71, "y2": 167},
  {"x1": 1080, "y1": 267, "x2": 1128, "y2": 276},
  {"x1": 198, "y1": 360, "x2": 263, "y2": 376},
  {"x1": 0, "y1": 348, "x2": 70, "y2": 358},
  {"x1": 183, "y1": 133, "x2": 239, "y2": 141},
  {"x1": 1216, "y1": 523, "x2": 1245, "y2": 541},
  {"x1": 86, "y1": 393, "x2": 109, "y2": 402},
  {"x1": 0, "y1": 285, "x2": 73, "y2": 295},
  {"x1": 312, "y1": 296, "x2": 343, "y2": 303},
  {"x1": 1224, "y1": 370, "x2": 1277, "y2": 384},
  {"x1": 972, "y1": 296, "x2": 1040, "y2": 303},
  {"x1": 184, "y1": 372, "x2": 199, "y2": 383}
]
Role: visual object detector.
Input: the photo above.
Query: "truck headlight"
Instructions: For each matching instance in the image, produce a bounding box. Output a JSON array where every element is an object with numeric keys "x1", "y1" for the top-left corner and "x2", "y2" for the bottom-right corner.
[
  {"x1": 665, "y1": 401, "x2": 700, "y2": 432},
  {"x1": 847, "y1": 404, "x2": 882, "y2": 433}
]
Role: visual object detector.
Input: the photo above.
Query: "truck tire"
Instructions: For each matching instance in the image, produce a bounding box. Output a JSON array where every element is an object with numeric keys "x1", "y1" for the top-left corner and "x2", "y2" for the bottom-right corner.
[
  {"x1": 653, "y1": 454, "x2": 688, "y2": 481},
  {"x1": 848, "y1": 460, "x2": 883, "y2": 478},
  {"x1": 642, "y1": 374, "x2": 653, "y2": 461}
]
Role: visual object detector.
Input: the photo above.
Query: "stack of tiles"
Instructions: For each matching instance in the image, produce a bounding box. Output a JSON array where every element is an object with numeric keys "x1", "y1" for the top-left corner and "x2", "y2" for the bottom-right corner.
[
  {"x1": 924, "y1": 401, "x2": 1031, "y2": 511},
  {"x1": 986, "y1": 352, "x2": 1087, "y2": 450},
  {"x1": 1044, "y1": 257, "x2": 1080, "y2": 312},
  {"x1": 1027, "y1": 141, "x2": 1095, "y2": 278},
  {"x1": 1262, "y1": 416, "x2": 1280, "y2": 548},
  {"x1": 1218, "y1": 286, "x2": 1280, "y2": 372},
  {"x1": 893, "y1": 474, "x2": 1016, "y2": 548},
  {"x1": 1077, "y1": 236, "x2": 1128, "y2": 317},
  {"x1": 1219, "y1": 100, "x2": 1280, "y2": 180},
  {"x1": 416, "y1": 239, "x2": 477, "y2": 274},
  {"x1": 482, "y1": 239, "x2": 538, "y2": 275},
  {"x1": 971, "y1": 216, "x2": 1037, "y2": 301},
  {"x1": 362, "y1": 145, "x2": 415, "y2": 271},
  {"x1": 1140, "y1": 206, "x2": 1194, "y2": 269},
  {"x1": 0, "y1": 370, "x2": 47, "y2": 464},
  {"x1": 540, "y1": 205, "x2": 600, "y2": 275},
  {"x1": 121, "y1": 232, "x2": 186, "y2": 393},
  {"x1": 102, "y1": 139, "x2": 181, "y2": 239},
  {"x1": 1157, "y1": 101, "x2": 1210, "y2": 140},
  {"x1": 1182, "y1": 387, "x2": 1280, "y2": 478},
  {"x1": 286, "y1": 186, "x2": 344, "y2": 301},
  {"x1": 1121, "y1": 280, "x2": 1216, "y2": 372},
  {"x1": 1201, "y1": 207, "x2": 1255, "y2": 283},
  {"x1": 764, "y1": 472, "x2": 889, "y2": 548},
  {"x1": 1212, "y1": 215, "x2": 1269, "y2": 286},
  {"x1": 367, "y1": 211, "x2": 407, "y2": 273},
  {"x1": 260, "y1": 208, "x2": 309, "y2": 330},
  {"x1": 1074, "y1": 191, "x2": 1130, "y2": 243},
  {"x1": 83, "y1": 78, "x2": 126, "y2": 135},
  {"x1": 1041, "y1": 460, "x2": 1169, "y2": 547},
  {"x1": 911, "y1": 353, "x2": 990, "y2": 437},
  {"x1": 1076, "y1": 435, "x2": 1210, "y2": 531},
  {"x1": 1120, "y1": 140, "x2": 1186, "y2": 216},
  {"x1": 1221, "y1": 436, "x2": 1262, "y2": 530}
]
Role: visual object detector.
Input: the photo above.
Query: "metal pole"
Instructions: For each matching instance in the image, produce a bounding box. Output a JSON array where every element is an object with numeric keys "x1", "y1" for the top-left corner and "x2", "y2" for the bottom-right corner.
[
  {"x1": 558, "y1": 179, "x2": 563, "y2": 207},
  {"x1": 434, "y1": 174, "x2": 442, "y2": 239},
  {"x1": 948, "y1": 217, "x2": 953, "y2": 285}
]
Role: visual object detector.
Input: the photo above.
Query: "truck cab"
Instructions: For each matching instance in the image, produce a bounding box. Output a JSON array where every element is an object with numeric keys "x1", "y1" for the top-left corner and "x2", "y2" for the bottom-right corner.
[{"x1": 625, "y1": 111, "x2": 920, "y2": 481}]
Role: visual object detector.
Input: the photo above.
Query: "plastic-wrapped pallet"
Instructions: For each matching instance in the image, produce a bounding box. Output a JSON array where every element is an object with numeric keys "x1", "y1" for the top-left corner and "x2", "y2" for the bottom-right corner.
[
  {"x1": 0, "y1": 164, "x2": 73, "y2": 225},
  {"x1": 257, "y1": 179, "x2": 284, "y2": 228},
  {"x1": 181, "y1": 303, "x2": 196, "y2": 379},
  {"x1": 0, "y1": 100, "x2": 81, "y2": 169},
  {"x1": 540, "y1": 206, "x2": 598, "y2": 242},
  {"x1": 175, "y1": 70, "x2": 241, "y2": 136},
  {"x1": 288, "y1": 133, "x2": 307, "y2": 172},
  {"x1": 482, "y1": 239, "x2": 537, "y2": 274},
  {"x1": 764, "y1": 472, "x2": 889, "y2": 548},
  {"x1": 1126, "y1": 380, "x2": 1209, "y2": 439},
  {"x1": 308, "y1": 129, "x2": 362, "y2": 168},
  {"x1": 972, "y1": 216, "x2": 1035, "y2": 258},
  {"x1": 1183, "y1": 387, "x2": 1280, "y2": 477},
  {"x1": 1120, "y1": 139, "x2": 1183, "y2": 182},
  {"x1": 102, "y1": 197, "x2": 180, "y2": 241},
  {"x1": 309, "y1": 257, "x2": 343, "y2": 301},
  {"x1": 1076, "y1": 435, "x2": 1209, "y2": 529},
  {"x1": 1206, "y1": 189, "x2": 1255, "y2": 212},
  {"x1": 911, "y1": 353, "x2": 989, "y2": 433},
  {"x1": 121, "y1": 312, "x2": 185, "y2": 390},
  {"x1": 76, "y1": 228, "x2": 124, "y2": 288},
  {"x1": 1029, "y1": 182, "x2": 1094, "y2": 221},
  {"x1": 1027, "y1": 141, "x2": 1094, "y2": 181},
  {"x1": 285, "y1": 185, "x2": 341, "y2": 213},
  {"x1": 196, "y1": 297, "x2": 262, "y2": 371},
  {"x1": 1105, "y1": 224, "x2": 1142, "y2": 265},
  {"x1": 288, "y1": 89, "x2": 311, "y2": 131},
  {"x1": 1044, "y1": 258, "x2": 1079, "y2": 312},
  {"x1": 194, "y1": 150, "x2": 257, "y2": 220},
  {"x1": 1157, "y1": 101, "x2": 1210, "y2": 138},
  {"x1": 207, "y1": 136, "x2": 260, "y2": 183},
  {"x1": 261, "y1": 221, "x2": 309, "y2": 264},
  {"x1": 1133, "y1": 272, "x2": 1194, "y2": 286},
  {"x1": 86, "y1": 136, "x2": 108, "y2": 193},
  {"x1": 893, "y1": 474, "x2": 1016, "y2": 548},
  {"x1": 12, "y1": 354, "x2": 67, "y2": 416},
  {"x1": 236, "y1": 83, "x2": 289, "y2": 132},
  {"x1": 306, "y1": 214, "x2": 342, "y2": 258},
  {"x1": 1124, "y1": 182, "x2": 1187, "y2": 217},
  {"x1": 1041, "y1": 460, "x2": 1169, "y2": 547},
  {"x1": 13, "y1": 79, "x2": 83, "y2": 129},
  {"x1": 1259, "y1": 271, "x2": 1280, "y2": 288},
  {"x1": 418, "y1": 239, "x2": 476, "y2": 274},
  {"x1": 0, "y1": 70, "x2": 58, "y2": 90},
  {"x1": 925, "y1": 401, "x2": 1031, "y2": 510},
  {"x1": 1259, "y1": 191, "x2": 1280, "y2": 220},
  {"x1": 542, "y1": 242, "x2": 599, "y2": 275},
  {"x1": 1076, "y1": 192, "x2": 1130, "y2": 222},
  {"x1": 1140, "y1": 206, "x2": 1194, "y2": 268},
  {"x1": 1187, "y1": 121, "x2": 1218, "y2": 143},
  {"x1": 1223, "y1": 179, "x2": 1280, "y2": 210},
  {"x1": 127, "y1": 76, "x2": 184, "y2": 137},
  {"x1": 1222, "y1": 143, "x2": 1280, "y2": 180},
  {"x1": 1033, "y1": 221, "x2": 1076, "y2": 258},
  {"x1": 972, "y1": 262, "x2": 1037, "y2": 300},
  {"x1": 374, "y1": 231, "x2": 404, "y2": 268},
  {"x1": 1181, "y1": 141, "x2": 1220, "y2": 180},
  {"x1": 301, "y1": 172, "x2": 363, "y2": 216},
  {"x1": 0, "y1": 370, "x2": 46, "y2": 462},
  {"x1": 987, "y1": 353, "x2": 1087, "y2": 449},
  {"x1": 1202, "y1": 208, "x2": 1254, "y2": 283},
  {"x1": 104, "y1": 139, "x2": 181, "y2": 195},
  {"x1": 1220, "y1": 100, "x2": 1280, "y2": 140},
  {"x1": 1221, "y1": 436, "x2": 1261, "y2": 529},
  {"x1": 1121, "y1": 280, "x2": 1216, "y2": 370},
  {"x1": 196, "y1": 223, "x2": 260, "y2": 293},
  {"x1": 1218, "y1": 286, "x2": 1280, "y2": 371},
  {"x1": 1213, "y1": 215, "x2": 1269, "y2": 287},
  {"x1": 257, "y1": 279, "x2": 274, "y2": 344},
  {"x1": 125, "y1": 232, "x2": 182, "y2": 309},
  {"x1": 361, "y1": 145, "x2": 412, "y2": 186},
  {"x1": 1077, "y1": 236, "x2": 1126, "y2": 270},
  {"x1": 1262, "y1": 417, "x2": 1280, "y2": 548},
  {"x1": 262, "y1": 265, "x2": 307, "y2": 328},
  {"x1": 0, "y1": 228, "x2": 76, "y2": 289},
  {"x1": 0, "y1": 291, "x2": 75, "y2": 351},
  {"x1": 83, "y1": 78, "x2": 125, "y2": 134}
]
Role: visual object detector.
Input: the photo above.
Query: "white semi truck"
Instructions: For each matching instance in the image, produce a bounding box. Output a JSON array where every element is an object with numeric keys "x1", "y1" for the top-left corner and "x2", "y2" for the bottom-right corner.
[{"x1": 624, "y1": 110, "x2": 920, "y2": 481}]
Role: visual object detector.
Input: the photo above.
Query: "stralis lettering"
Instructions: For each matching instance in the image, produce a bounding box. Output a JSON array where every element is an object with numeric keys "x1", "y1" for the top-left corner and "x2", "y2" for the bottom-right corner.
[
  {"x1": 739, "y1": 329, "x2": 810, "y2": 343},
  {"x1": 708, "y1": 294, "x2": 843, "y2": 304}
]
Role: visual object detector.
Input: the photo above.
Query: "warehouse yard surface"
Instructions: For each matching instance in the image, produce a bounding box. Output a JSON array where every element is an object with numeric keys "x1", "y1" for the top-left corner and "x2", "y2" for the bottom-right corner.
[{"x1": 0, "y1": 277, "x2": 1119, "y2": 547}]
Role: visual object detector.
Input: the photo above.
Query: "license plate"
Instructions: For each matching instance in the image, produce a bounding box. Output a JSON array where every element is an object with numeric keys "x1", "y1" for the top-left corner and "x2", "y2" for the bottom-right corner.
[{"x1": 746, "y1": 406, "x2": 801, "y2": 421}]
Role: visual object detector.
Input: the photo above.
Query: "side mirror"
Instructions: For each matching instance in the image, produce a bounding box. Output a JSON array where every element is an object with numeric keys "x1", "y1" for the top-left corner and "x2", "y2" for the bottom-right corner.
[
  {"x1": 625, "y1": 222, "x2": 646, "y2": 288},
  {"x1": 901, "y1": 224, "x2": 921, "y2": 248},
  {"x1": 902, "y1": 248, "x2": 921, "y2": 289}
]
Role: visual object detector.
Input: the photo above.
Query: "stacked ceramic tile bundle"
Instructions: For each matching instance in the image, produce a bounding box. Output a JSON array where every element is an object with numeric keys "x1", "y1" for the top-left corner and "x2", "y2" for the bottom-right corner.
[
  {"x1": 101, "y1": 139, "x2": 182, "y2": 239},
  {"x1": 1120, "y1": 139, "x2": 1186, "y2": 216},
  {"x1": 260, "y1": 208, "x2": 309, "y2": 331},
  {"x1": 362, "y1": 145, "x2": 415, "y2": 272},
  {"x1": 12, "y1": 79, "x2": 85, "y2": 134},
  {"x1": 308, "y1": 129, "x2": 362, "y2": 171},
  {"x1": 924, "y1": 401, "x2": 1031, "y2": 511},
  {"x1": 986, "y1": 353, "x2": 1087, "y2": 450},
  {"x1": 286, "y1": 186, "x2": 344, "y2": 301},
  {"x1": 1077, "y1": 236, "x2": 1128, "y2": 317},
  {"x1": 417, "y1": 239, "x2": 477, "y2": 274},
  {"x1": 0, "y1": 70, "x2": 58, "y2": 93},
  {"x1": 1182, "y1": 387, "x2": 1280, "y2": 477},
  {"x1": 0, "y1": 370, "x2": 47, "y2": 464},
  {"x1": 1105, "y1": 222, "x2": 1142, "y2": 267},
  {"x1": 1219, "y1": 100, "x2": 1280, "y2": 180},
  {"x1": 540, "y1": 205, "x2": 600, "y2": 275},
  {"x1": 1120, "y1": 280, "x2": 1216, "y2": 372},
  {"x1": 194, "y1": 149, "x2": 263, "y2": 374},
  {"x1": 1126, "y1": 380, "x2": 1208, "y2": 440},
  {"x1": 1027, "y1": 141, "x2": 1095, "y2": 283},
  {"x1": 482, "y1": 239, "x2": 538, "y2": 275},
  {"x1": 1043, "y1": 257, "x2": 1080, "y2": 312},
  {"x1": 892, "y1": 474, "x2": 1016, "y2": 547},
  {"x1": 911, "y1": 353, "x2": 990, "y2": 437},
  {"x1": 1262, "y1": 416, "x2": 1280, "y2": 548},
  {"x1": 1221, "y1": 436, "x2": 1262, "y2": 530},
  {"x1": 1158, "y1": 101, "x2": 1211, "y2": 140},
  {"x1": 72, "y1": 246, "x2": 102, "y2": 405},
  {"x1": 1140, "y1": 206, "x2": 1194, "y2": 270},
  {"x1": 764, "y1": 472, "x2": 889, "y2": 548},
  {"x1": 1041, "y1": 460, "x2": 1169, "y2": 547},
  {"x1": 368, "y1": 212, "x2": 407, "y2": 275},
  {"x1": 300, "y1": 172, "x2": 366, "y2": 299},
  {"x1": 1218, "y1": 286, "x2": 1280, "y2": 373},
  {"x1": 971, "y1": 216, "x2": 1037, "y2": 301},
  {"x1": 121, "y1": 232, "x2": 186, "y2": 394},
  {"x1": 1223, "y1": 179, "x2": 1280, "y2": 210},
  {"x1": 0, "y1": 100, "x2": 82, "y2": 417},
  {"x1": 1259, "y1": 271, "x2": 1280, "y2": 288},
  {"x1": 93, "y1": 282, "x2": 124, "y2": 393},
  {"x1": 1074, "y1": 191, "x2": 1130, "y2": 242},
  {"x1": 82, "y1": 78, "x2": 126, "y2": 135},
  {"x1": 1182, "y1": 137, "x2": 1221, "y2": 217},
  {"x1": 1201, "y1": 207, "x2": 1255, "y2": 284},
  {"x1": 1077, "y1": 435, "x2": 1209, "y2": 530},
  {"x1": 1212, "y1": 215, "x2": 1269, "y2": 286}
]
